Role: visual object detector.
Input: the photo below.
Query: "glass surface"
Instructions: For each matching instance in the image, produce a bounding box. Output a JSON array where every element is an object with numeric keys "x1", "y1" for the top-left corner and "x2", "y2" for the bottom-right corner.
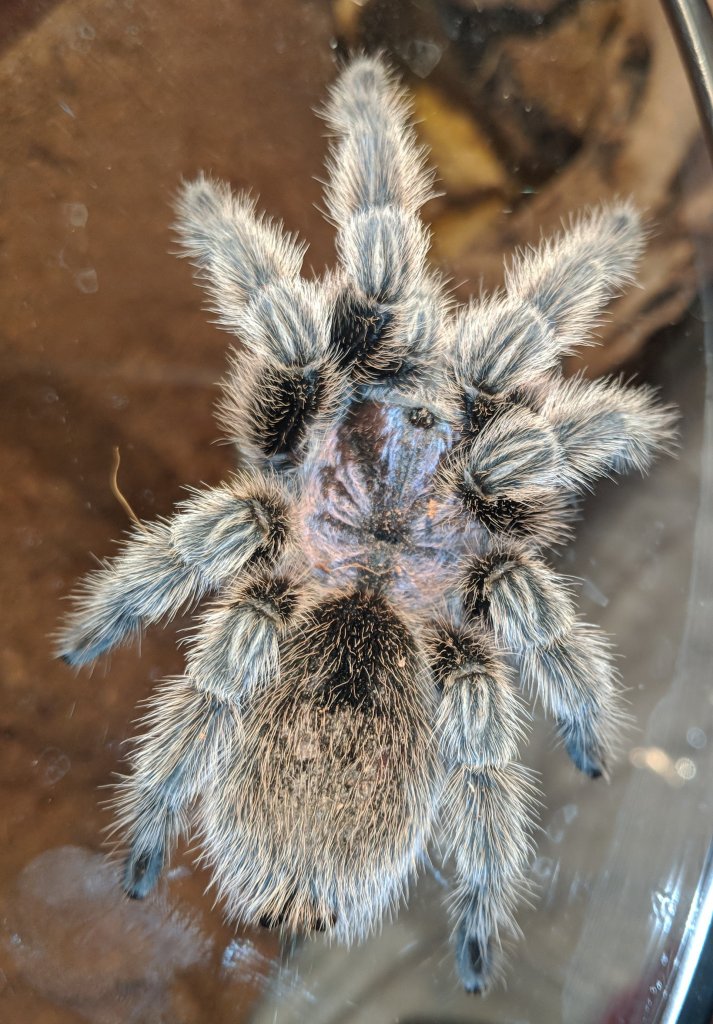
[{"x1": 1, "y1": 2, "x2": 712, "y2": 1022}]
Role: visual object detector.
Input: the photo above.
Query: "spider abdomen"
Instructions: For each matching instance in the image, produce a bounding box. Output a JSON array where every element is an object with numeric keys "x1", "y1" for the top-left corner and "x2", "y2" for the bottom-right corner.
[{"x1": 199, "y1": 590, "x2": 442, "y2": 941}]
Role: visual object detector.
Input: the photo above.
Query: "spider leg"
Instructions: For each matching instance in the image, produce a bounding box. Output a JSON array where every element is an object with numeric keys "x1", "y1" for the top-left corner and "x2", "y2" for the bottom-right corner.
[
  {"x1": 539, "y1": 373, "x2": 678, "y2": 491},
  {"x1": 117, "y1": 680, "x2": 233, "y2": 899},
  {"x1": 429, "y1": 619, "x2": 535, "y2": 993},
  {"x1": 56, "y1": 475, "x2": 292, "y2": 666},
  {"x1": 116, "y1": 563, "x2": 303, "y2": 898},
  {"x1": 438, "y1": 403, "x2": 572, "y2": 548},
  {"x1": 217, "y1": 344, "x2": 346, "y2": 470},
  {"x1": 441, "y1": 364, "x2": 674, "y2": 542},
  {"x1": 446, "y1": 203, "x2": 645, "y2": 427},
  {"x1": 176, "y1": 175, "x2": 347, "y2": 468},
  {"x1": 321, "y1": 56, "x2": 445, "y2": 384},
  {"x1": 505, "y1": 202, "x2": 644, "y2": 351},
  {"x1": 176, "y1": 175, "x2": 313, "y2": 363},
  {"x1": 462, "y1": 543, "x2": 626, "y2": 777}
]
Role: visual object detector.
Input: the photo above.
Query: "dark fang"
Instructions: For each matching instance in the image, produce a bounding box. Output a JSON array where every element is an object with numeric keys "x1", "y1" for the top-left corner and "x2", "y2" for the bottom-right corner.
[{"x1": 409, "y1": 407, "x2": 435, "y2": 429}]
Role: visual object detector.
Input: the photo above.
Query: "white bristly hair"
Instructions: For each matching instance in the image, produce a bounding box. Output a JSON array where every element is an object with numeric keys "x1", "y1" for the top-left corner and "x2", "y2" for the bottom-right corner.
[{"x1": 58, "y1": 54, "x2": 677, "y2": 993}]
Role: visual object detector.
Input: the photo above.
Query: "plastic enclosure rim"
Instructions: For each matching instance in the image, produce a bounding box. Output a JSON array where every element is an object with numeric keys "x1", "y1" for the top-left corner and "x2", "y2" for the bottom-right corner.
[{"x1": 659, "y1": 5, "x2": 713, "y2": 1022}]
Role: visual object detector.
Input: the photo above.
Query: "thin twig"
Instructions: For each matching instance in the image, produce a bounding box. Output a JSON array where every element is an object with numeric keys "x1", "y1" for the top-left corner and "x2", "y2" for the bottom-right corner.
[{"x1": 110, "y1": 446, "x2": 148, "y2": 533}]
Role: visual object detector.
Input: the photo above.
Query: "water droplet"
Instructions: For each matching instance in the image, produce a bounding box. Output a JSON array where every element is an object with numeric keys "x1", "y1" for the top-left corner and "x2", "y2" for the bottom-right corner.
[
  {"x1": 36, "y1": 747, "x2": 71, "y2": 786},
  {"x1": 686, "y1": 727, "x2": 707, "y2": 749},
  {"x1": 652, "y1": 889, "x2": 679, "y2": 929},
  {"x1": 562, "y1": 803, "x2": 578, "y2": 825},
  {"x1": 674, "y1": 757, "x2": 696, "y2": 781},
  {"x1": 166, "y1": 865, "x2": 191, "y2": 881},
  {"x1": 581, "y1": 577, "x2": 610, "y2": 608},
  {"x1": 21, "y1": 528, "x2": 42, "y2": 549},
  {"x1": 546, "y1": 803, "x2": 578, "y2": 842},
  {"x1": 65, "y1": 203, "x2": 88, "y2": 228},
  {"x1": 75, "y1": 268, "x2": 98, "y2": 294},
  {"x1": 399, "y1": 40, "x2": 442, "y2": 79},
  {"x1": 531, "y1": 856, "x2": 556, "y2": 881}
]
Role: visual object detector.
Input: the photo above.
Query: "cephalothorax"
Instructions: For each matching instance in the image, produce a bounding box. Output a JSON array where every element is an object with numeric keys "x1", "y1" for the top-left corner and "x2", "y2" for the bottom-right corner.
[{"x1": 58, "y1": 56, "x2": 675, "y2": 991}]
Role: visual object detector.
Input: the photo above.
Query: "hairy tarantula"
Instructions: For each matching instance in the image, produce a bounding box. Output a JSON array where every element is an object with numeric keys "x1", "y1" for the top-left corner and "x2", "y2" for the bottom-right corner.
[{"x1": 58, "y1": 56, "x2": 675, "y2": 992}]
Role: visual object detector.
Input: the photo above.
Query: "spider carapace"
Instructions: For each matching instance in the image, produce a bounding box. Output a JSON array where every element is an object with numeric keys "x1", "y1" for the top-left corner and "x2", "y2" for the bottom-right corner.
[{"x1": 58, "y1": 55, "x2": 675, "y2": 991}]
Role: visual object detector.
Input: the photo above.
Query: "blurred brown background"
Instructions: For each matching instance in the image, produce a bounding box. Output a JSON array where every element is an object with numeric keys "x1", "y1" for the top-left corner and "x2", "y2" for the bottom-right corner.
[{"x1": 1, "y1": 2, "x2": 711, "y2": 1023}]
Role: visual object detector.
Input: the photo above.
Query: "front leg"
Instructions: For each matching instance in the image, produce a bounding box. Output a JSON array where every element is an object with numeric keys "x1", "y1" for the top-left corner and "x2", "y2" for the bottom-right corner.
[
  {"x1": 321, "y1": 56, "x2": 447, "y2": 387},
  {"x1": 429, "y1": 619, "x2": 536, "y2": 992}
]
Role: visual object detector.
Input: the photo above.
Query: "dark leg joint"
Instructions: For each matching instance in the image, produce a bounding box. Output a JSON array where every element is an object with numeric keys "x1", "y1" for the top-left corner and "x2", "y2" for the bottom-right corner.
[
  {"x1": 560, "y1": 718, "x2": 609, "y2": 780},
  {"x1": 455, "y1": 921, "x2": 493, "y2": 995},
  {"x1": 123, "y1": 842, "x2": 165, "y2": 900}
]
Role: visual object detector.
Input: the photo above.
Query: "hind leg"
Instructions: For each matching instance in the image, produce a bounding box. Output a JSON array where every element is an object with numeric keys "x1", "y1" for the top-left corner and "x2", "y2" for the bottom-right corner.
[
  {"x1": 115, "y1": 565, "x2": 303, "y2": 897},
  {"x1": 117, "y1": 681, "x2": 233, "y2": 898},
  {"x1": 429, "y1": 619, "x2": 536, "y2": 992}
]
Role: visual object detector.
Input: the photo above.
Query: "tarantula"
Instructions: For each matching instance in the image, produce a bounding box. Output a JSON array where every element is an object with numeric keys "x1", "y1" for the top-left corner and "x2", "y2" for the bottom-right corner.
[{"x1": 58, "y1": 55, "x2": 675, "y2": 992}]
